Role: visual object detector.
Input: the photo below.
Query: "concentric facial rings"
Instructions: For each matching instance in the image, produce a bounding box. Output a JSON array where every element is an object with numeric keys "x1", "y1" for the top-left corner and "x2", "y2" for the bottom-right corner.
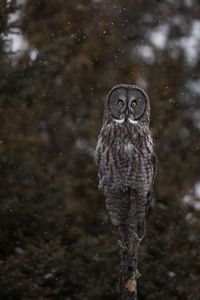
[{"x1": 108, "y1": 85, "x2": 147, "y2": 122}]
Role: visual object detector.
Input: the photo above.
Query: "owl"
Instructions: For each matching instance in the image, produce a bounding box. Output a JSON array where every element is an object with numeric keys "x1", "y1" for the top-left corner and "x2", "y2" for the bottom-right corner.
[{"x1": 95, "y1": 84, "x2": 156, "y2": 241}]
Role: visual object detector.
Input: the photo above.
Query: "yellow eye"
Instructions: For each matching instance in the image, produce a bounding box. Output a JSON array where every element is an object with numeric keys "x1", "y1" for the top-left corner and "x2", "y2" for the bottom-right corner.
[
  {"x1": 131, "y1": 100, "x2": 137, "y2": 107},
  {"x1": 118, "y1": 99, "x2": 124, "y2": 107}
]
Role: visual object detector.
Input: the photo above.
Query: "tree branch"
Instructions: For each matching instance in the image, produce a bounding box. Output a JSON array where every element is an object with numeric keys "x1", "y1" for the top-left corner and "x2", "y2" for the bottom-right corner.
[{"x1": 120, "y1": 232, "x2": 140, "y2": 300}]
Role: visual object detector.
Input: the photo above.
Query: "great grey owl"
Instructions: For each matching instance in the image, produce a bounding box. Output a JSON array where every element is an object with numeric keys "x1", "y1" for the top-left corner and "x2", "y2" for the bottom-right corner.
[{"x1": 95, "y1": 84, "x2": 156, "y2": 241}]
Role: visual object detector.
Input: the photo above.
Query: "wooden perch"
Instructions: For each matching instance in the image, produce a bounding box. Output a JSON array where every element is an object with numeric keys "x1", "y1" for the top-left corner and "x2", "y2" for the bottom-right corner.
[
  {"x1": 120, "y1": 234, "x2": 140, "y2": 300},
  {"x1": 119, "y1": 204, "x2": 141, "y2": 300}
]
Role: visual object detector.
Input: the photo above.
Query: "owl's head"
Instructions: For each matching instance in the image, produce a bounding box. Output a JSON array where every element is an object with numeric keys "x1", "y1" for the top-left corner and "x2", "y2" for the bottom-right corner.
[{"x1": 104, "y1": 84, "x2": 150, "y2": 125}]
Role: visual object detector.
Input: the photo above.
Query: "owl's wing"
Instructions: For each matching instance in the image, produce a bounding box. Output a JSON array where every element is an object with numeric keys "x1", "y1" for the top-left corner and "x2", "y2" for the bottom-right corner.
[
  {"x1": 145, "y1": 152, "x2": 157, "y2": 213},
  {"x1": 152, "y1": 151, "x2": 157, "y2": 185},
  {"x1": 94, "y1": 136, "x2": 101, "y2": 166}
]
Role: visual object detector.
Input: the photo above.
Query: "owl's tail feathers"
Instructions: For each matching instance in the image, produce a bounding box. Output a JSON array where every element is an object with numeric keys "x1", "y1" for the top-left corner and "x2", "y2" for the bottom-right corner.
[
  {"x1": 134, "y1": 194, "x2": 147, "y2": 240},
  {"x1": 105, "y1": 189, "x2": 130, "y2": 230}
]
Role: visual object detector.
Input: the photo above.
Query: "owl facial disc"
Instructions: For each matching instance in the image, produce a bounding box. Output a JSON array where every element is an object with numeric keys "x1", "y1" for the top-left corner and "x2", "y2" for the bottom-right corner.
[
  {"x1": 127, "y1": 89, "x2": 147, "y2": 121},
  {"x1": 107, "y1": 85, "x2": 148, "y2": 124},
  {"x1": 108, "y1": 87, "x2": 127, "y2": 121}
]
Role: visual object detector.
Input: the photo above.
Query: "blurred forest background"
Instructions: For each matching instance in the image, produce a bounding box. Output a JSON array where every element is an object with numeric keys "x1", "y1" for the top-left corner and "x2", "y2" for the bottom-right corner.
[{"x1": 0, "y1": 0, "x2": 200, "y2": 299}]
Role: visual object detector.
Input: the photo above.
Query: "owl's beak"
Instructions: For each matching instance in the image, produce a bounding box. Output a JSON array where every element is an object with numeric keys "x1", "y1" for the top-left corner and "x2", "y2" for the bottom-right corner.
[{"x1": 125, "y1": 110, "x2": 129, "y2": 120}]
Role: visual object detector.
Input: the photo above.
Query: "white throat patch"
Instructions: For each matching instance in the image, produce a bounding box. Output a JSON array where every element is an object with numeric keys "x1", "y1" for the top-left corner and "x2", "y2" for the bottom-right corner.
[
  {"x1": 128, "y1": 119, "x2": 138, "y2": 124},
  {"x1": 114, "y1": 118, "x2": 125, "y2": 123},
  {"x1": 113, "y1": 118, "x2": 138, "y2": 124}
]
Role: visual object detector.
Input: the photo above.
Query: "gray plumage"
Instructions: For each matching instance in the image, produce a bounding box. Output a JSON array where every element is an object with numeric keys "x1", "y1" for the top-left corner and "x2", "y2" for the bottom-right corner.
[{"x1": 95, "y1": 84, "x2": 156, "y2": 240}]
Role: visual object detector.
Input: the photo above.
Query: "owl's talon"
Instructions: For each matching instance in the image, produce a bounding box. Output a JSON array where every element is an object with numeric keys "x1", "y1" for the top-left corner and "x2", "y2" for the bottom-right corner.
[
  {"x1": 121, "y1": 186, "x2": 128, "y2": 192},
  {"x1": 118, "y1": 240, "x2": 126, "y2": 250},
  {"x1": 135, "y1": 269, "x2": 142, "y2": 279}
]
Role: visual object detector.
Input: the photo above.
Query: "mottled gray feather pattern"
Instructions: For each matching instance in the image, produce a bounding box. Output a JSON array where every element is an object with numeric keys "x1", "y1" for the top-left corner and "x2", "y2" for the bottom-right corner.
[{"x1": 95, "y1": 84, "x2": 156, "y2": 239}]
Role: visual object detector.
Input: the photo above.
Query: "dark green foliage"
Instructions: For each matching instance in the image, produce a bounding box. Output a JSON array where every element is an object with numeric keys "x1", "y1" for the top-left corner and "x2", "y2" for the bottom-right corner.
[{"x1": 0, "y1": 0, "x2": 200, "y2": 299}]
